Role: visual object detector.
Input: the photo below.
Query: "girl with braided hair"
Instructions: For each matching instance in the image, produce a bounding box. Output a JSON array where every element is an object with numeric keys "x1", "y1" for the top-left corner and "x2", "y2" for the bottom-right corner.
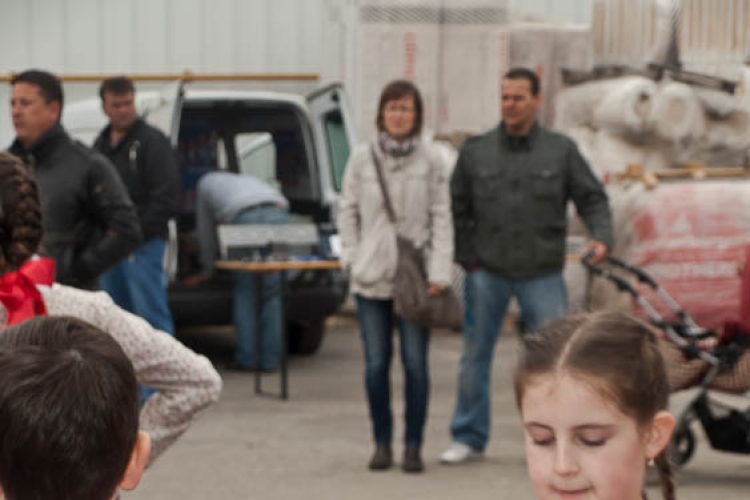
[
  {"x1": 0, "y1": 152, "x2": 221, "y2": 463},
  {"x1": 514, "y1": 311, "x2": 677, "y2": 500}
]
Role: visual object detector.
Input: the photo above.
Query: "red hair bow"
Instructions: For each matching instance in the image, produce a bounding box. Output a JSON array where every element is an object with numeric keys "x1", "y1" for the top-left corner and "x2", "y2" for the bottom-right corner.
[{"x1": 0, "y1": 258, "x2": 56, "y2": 325}]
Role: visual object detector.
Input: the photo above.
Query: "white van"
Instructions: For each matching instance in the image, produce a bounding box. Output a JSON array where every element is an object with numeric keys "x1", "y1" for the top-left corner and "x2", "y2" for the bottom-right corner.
[{"x1": 62, "y1": 81, "x2": 357, "y2": 354}]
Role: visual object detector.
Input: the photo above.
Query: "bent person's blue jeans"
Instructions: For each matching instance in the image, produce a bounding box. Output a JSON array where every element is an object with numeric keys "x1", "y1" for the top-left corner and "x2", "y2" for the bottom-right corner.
[
  {"x1": 355, "y1": 295, "x2": 430, "y2": 447},
  {"x1": 450, "y1": 268, "x2": 567, "y2": 451},
  {"x1": 231, "y1": 205, "x2": 289, "y2": 370}
]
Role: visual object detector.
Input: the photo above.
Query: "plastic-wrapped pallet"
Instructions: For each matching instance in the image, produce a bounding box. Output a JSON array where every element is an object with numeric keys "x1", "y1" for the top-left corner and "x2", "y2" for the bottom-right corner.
[
  {"x1": 695, "y1": 89, "x2": 750, "y2": 166},
  {"x1": 439, "y1": 0, "x2": 510, "y2": 135},
  {"x1": 355, "y1": 0, "x2": 510, "y2": 138},
  {"x1": 604, "y1": 180, "x2": 750, "y2": 331},
  {"x1": 504, "y1": 22, "x2": 591, "y2": 127},
  {"x1": 592, "y1": 129, "x2": 647, "y2": 179},
  {"x1": 356, "y1": 0, "x2": 443, "y2": 139}
]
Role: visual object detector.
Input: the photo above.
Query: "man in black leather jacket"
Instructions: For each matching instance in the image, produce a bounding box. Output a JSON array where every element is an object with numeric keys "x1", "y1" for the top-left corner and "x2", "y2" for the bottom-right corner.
[{"x1": 8, "y1": 70, "x2": 141, "y2": 289}]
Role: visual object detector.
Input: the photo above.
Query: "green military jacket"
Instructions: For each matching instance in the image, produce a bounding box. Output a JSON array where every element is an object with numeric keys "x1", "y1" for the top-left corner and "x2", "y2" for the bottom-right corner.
[{"x1": 451, "y1": 122, "x2": 613, "y2": 279}]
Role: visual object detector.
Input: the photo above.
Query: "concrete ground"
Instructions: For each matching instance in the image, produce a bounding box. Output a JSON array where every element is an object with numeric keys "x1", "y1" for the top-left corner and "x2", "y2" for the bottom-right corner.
[{"x1": 127, "y1": 315, "x2": 750, "y2": 500}]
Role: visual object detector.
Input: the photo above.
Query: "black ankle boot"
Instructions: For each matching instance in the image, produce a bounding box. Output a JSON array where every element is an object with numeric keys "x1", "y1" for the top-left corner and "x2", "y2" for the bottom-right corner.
[
  {"x1": 368, "y1": 444, "x2": 392, "y2": 471},
  {"x1": 402, "y1": 445, "x2": 424, "y2": 473}
]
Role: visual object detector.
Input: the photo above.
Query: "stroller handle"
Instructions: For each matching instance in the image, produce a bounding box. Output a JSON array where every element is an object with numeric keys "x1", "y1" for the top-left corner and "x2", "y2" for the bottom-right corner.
[{"x1": 579, "y1": 252, "x2": 721, "y2": 366}]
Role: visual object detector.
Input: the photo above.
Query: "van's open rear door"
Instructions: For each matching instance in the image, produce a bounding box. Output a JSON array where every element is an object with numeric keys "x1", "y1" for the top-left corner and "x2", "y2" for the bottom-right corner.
[
  {"x1": 142, "y1": 80, "x2": 185, "y2": 282},
  {"x1": 142, "y1": 80, "x2": 184, "y2": 147},
  {"x1": 307, "y1": 84, "x2": 357, "y2": 205}
]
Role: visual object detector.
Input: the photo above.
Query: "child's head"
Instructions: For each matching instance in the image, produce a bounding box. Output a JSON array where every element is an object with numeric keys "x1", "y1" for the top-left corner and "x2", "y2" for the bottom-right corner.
[
  {"x1": 514, "y1": 311, "x2": 676, "y2": 500},
  {"x1": 0, "y1": 152, "x2": 43, "y2": 272},
  {"x1": 0, "y1": 316, "x2": 150, "y2": 500}
]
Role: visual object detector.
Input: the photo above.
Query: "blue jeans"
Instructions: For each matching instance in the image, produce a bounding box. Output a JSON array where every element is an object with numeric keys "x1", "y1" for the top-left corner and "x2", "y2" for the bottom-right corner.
[
  {"x1": 356, "y1": 295, "x2": 430, "y2": 447},
  {"x1": 450, "y1": 269, "x2": 567, "y2": 451},
  {"x1": 231, "y1": 205, "x2": 289, "y2": 370},
  {"x1": 100, "y1": 238, "x2": 175, "y2": 403},
  {"x1": 99, "y1": 237, "x2": 175, "y2": 335}
]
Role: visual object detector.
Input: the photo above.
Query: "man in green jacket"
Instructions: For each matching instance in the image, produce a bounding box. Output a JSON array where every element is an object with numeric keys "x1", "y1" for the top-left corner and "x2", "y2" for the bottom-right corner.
[{"x1": 440, "y1": 68, "x2": 613, "y2": 464}]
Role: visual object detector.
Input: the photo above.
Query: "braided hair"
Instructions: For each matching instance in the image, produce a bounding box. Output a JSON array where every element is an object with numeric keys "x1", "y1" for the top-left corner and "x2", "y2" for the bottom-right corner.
[{"x1": 0, "y1": 153, "x2": 43, "y2": 273}]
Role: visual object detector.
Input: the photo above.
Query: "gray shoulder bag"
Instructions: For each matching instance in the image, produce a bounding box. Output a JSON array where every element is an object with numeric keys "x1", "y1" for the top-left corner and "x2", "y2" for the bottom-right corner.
[{"x1": 370, "y1": 146, "x2": 462, "y2": 330}]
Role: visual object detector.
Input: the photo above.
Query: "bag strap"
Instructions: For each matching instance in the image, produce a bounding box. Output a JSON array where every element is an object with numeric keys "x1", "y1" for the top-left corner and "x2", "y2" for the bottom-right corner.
[{"x1": 370, "y1": 146, "x2": 397, "y2": 224}]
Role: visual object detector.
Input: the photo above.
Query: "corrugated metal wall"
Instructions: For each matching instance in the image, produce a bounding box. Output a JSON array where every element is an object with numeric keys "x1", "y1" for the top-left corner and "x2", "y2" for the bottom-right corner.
[
  {"x1": 0, "y1": 0, "x2": 331, "y2": 74},
  {"x1": 0, "y1": 0, "x2": 591, "y2": 75},
  {"x1": 0, "y1": 0, "x2": 351, "y2": 144}
]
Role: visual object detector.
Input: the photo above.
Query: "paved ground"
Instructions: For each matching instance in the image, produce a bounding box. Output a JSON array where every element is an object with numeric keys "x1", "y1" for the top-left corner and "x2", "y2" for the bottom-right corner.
[{"x1": 127, "y1": 315, "x2": 750, "y2": 500}]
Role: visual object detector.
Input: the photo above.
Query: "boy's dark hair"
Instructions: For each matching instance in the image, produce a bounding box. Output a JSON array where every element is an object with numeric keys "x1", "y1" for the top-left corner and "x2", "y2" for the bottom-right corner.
[
  {"x1": 11, "y1": 70, "x2": 64, "y2": 107},
  {"x1": 504, "y1": 67, "x2": 541, "y2": 96},
  {"x1": 514, "y1": 311, "x2": 675, "y2": 500},
  {"x1": 0, "y1": 316, "x2": 139, "y2": 500},
  {"x1": 99, "y1": 76, "x2": 136, "y2": 100},
  {"x1": 376, "y1": 79, "x2": 424, "y2": 138}
]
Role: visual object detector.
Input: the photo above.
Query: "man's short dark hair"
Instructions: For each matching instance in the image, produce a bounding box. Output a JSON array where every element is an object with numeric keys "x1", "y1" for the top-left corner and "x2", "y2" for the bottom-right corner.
[
  {"x1": 504, "y1": 67, "x2": 541, "y2": 96},
  {"x1": 99, "y1": 76, "x2": 135, "y2": 100},
  {"x1": 0, "y1": 316, "x2": 139, "y2": 500},
  {"x1": 11, "y1": 69, "x2": 64, "y2": 106}
]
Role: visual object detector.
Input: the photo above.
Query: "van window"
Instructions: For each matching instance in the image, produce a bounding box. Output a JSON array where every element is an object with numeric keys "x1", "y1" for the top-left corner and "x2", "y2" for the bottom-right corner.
[
  {"x1": 235, "y1": 132, "x2": 280, "y2": 191},
  {"x1": 324, "y1": 110, "x2": 350, "y2": 191}
]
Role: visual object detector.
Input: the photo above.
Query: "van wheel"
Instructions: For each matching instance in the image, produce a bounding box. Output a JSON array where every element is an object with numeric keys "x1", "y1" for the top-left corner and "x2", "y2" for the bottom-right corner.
[{"x1": 288, "y1": 319, "x2": 326, "y2": 355}]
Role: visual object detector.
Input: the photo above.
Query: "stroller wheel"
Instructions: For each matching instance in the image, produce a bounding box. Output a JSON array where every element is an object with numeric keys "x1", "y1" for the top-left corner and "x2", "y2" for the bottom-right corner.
[{"x1": 669, "y1": 424, "x2": 696, "y2": 467}]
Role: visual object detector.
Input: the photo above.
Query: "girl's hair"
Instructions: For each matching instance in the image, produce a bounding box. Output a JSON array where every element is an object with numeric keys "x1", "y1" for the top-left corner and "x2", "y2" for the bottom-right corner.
[
  {"x1": 514, "y1": 311, "x2": 675, "y2": 500},
  {"x1": 0, "y1": 152, "x2": 43, "y2": 272},
  {"x1": 375, "y1": 79, "x2": 424, "y2": 138}
]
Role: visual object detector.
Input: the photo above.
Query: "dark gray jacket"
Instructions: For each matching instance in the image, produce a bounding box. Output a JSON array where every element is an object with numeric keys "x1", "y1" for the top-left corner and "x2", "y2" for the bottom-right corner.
[
  {"x1": 94, "y1": 119, "x2": 180, "y2": 240},
  {"x1": 451, "y1": 122, "x2": 613, "y2": 279},
  {"x1": 9, "y1": 124, "x2": 142, "y2": 289}
]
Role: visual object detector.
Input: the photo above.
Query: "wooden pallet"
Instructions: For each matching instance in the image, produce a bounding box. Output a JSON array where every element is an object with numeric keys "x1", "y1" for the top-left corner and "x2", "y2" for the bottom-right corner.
[{"x1": 615, "y1": 162, "x2": 750, "y2": 189}]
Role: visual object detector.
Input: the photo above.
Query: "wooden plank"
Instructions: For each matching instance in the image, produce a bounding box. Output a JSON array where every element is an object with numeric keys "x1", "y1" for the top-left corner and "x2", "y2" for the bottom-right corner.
[
  {"x1": 0, "y1": 72, "x2": 320, "y2": 83},
  {"x1": 614, "y1": 162, "x2": 750, "y2": 189},
  {"x1": 215, "y1": 260, "x2": 340, "y2": 272}
]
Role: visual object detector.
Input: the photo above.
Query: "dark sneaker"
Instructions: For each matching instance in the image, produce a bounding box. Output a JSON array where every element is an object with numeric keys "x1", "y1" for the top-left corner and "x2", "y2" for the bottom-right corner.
[
  {"x1": 368, "y1": 444, "x2": 393, "y2": 471},
  {"x1": 402, "y1": 445, "x2": 424, "y2": 473}
]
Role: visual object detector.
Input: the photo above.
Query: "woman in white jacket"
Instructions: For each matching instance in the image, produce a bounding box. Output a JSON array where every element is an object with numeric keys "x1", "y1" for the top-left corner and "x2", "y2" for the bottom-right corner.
[
  {"x1": 0, "y1": 152, "x2": 221, "y2": 464},
  {"x1": 338, "y1": 80, "x2": 454, "y2": 473}
]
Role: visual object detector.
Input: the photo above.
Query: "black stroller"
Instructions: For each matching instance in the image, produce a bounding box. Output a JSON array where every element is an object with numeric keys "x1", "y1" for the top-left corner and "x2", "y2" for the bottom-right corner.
[{"x1": 581, "y1": 254, "x2": 750, "y2": 466}]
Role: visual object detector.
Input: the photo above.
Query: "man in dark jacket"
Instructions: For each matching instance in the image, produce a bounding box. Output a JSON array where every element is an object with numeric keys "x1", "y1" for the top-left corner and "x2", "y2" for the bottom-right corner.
[
  {"x1": 93, "y1": 76, "x2": 180, "y2": 337},
  {"x1": 9, "y1": 69, "x2": 141, "y2": 290},
  {"x1": 440, "y1": 68, "x2": 614, "y2": 464}
]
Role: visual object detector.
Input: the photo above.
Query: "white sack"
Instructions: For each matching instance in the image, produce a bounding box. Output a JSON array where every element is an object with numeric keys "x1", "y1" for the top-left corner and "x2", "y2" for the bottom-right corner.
[
  {"x1": 593, "y1": 77, "x2": 658, "y2": 136},
  {"x1": 565, "y1": 126, "x2": 597, "y2": 167},
  {"x1": 554, "y1": 80, "x2": 617, "y2": 131},
  {"x1": 703, "y1": 110, "x2": 750, "y2": 153},
  {"x1": 652, "y1": 82, "x2": 705, "y2": 150}
]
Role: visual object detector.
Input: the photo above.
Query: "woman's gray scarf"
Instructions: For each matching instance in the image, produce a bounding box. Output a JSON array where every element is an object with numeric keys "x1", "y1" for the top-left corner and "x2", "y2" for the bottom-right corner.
[{"x1": 378, "y1": 132, "x2": 419, "y2": 158}]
